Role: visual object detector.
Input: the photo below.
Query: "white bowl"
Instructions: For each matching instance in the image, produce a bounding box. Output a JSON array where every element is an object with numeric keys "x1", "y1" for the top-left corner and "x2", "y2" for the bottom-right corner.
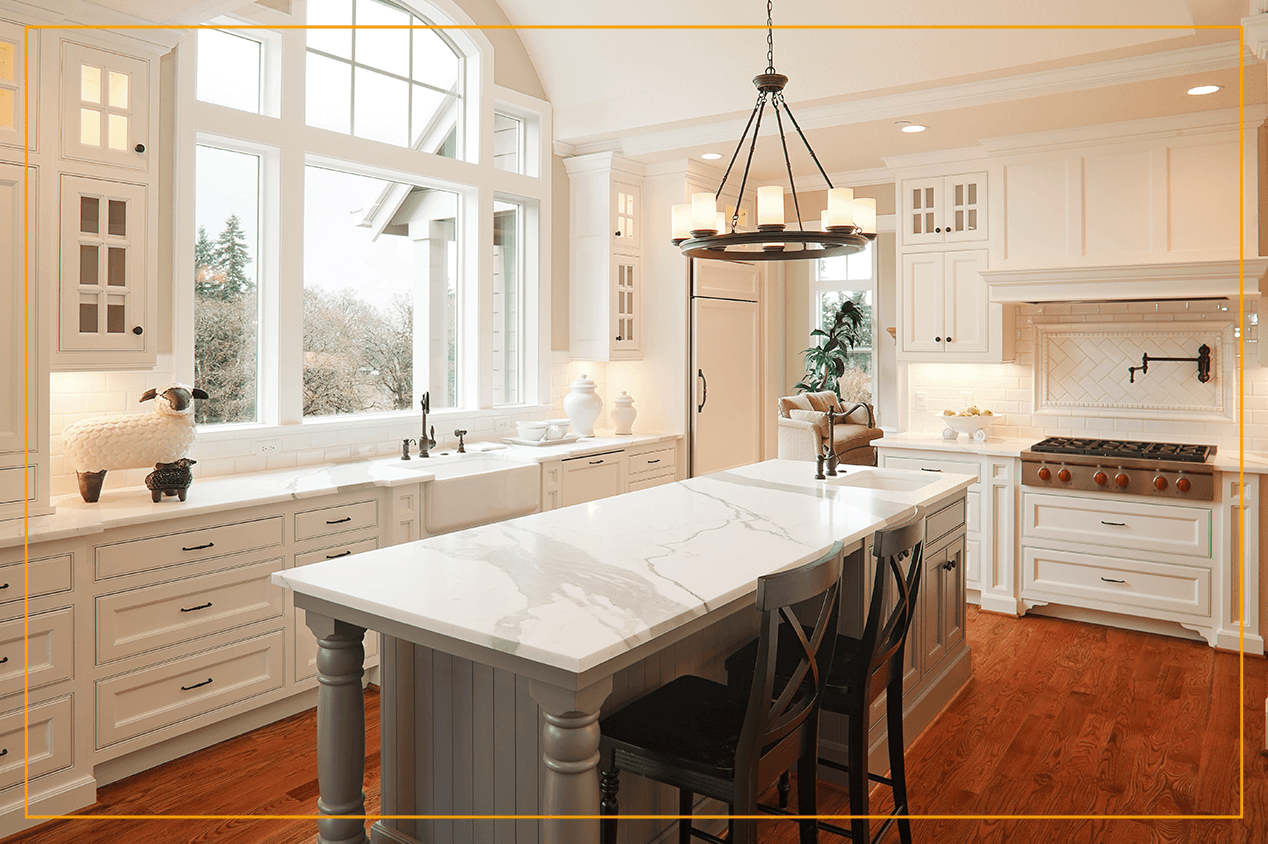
[
  {"x1": 515, "y1": 421, "x2": 548, "y2": 442},
  {"x1": 934, "y1": 412, "x2": 994, "y2": 442}
]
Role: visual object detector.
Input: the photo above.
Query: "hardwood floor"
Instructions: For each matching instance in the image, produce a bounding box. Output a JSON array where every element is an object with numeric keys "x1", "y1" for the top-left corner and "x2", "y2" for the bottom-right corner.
[{"x1": 5, "y1": 608, "x2": 1265, "y2": 844}]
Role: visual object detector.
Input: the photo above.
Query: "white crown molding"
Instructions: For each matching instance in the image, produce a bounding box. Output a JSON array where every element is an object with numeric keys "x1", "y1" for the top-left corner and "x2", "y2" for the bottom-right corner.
[
  {"x1": 983, "y1": 258, "x2": 1268, "y2": 303},
  {"x1": 1244, "y1": 12, "x2": 1268, "y2": 60},
  {"x1": 823, "y1": 166, "x2": 895, "y2": 188},
  {"x1": 564, "y1": 41, "x2": 1246, "y2": 159},
  {"x1": 551, "y1": 140, "x2": 576, "y2": 158}
]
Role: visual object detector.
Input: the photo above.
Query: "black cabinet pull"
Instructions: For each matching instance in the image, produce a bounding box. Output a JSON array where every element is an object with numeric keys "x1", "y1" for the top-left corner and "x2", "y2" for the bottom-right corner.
[
  {"x1": 0, "y1": 583, "x2": 8, "y2": 590},
  {"x1": 1100, "y1": 577, "x2": 1126, "y2": 584},
  {"x1": 1100, "y1": 520, "x2": 1126, "y2": 527},
  {"x1": 179, "y1": 601, "x2": 213, "y2": 613},
  {"x1": 0, "y1": 749, "x2": 7, "y2": 757},
  {"x1": 942, "y1": 560, "x2": 957, "y2": 571},
  {"x1": 181, "y1": 677, "x2": 214, "y2": 691},
  {"x1": 0, "y1": 656, "x2": 8, "y2": 664},
  {"x1": 697, "y1": 369, "x2": 708, "y2": 412},
  {"x1": 647, "y1": 459, "x2": 660, "y2": 464},
  {"x1": 920, "y1": 468, "x2": 942, "y2": 473},
  {"x1": 182, "y1": 541, "x2": 214, "y2": 551},
  {"x1": 326, "y1": 550, "x2": 352, "y2": 559},
  {"x1": 326, "y1": 517, "x2": 352, "y2": 524},
  {"x1": 589, "y1": 459, "x2": 605, "y2": 465}
]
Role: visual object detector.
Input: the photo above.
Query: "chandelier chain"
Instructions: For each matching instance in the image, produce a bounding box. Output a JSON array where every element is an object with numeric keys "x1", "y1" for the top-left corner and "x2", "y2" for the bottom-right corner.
[{"x1": 766, "y1": 0, "x2": 775, "y2": 73}]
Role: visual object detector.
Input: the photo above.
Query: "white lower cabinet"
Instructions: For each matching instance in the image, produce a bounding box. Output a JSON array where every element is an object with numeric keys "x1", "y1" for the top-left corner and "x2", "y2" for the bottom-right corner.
[
  {"x1": 560, "y1": 449, "x2": 627, "y2": 507},
  {"x1": 879, "y1": 447, "x2": 1019, "y2": 614},
  {"x1": 625, "y1": 442, "x2": 677, "y2": 492},
  {"x1": 542, "y1": 439, "x2": 681, "y2": 510}
]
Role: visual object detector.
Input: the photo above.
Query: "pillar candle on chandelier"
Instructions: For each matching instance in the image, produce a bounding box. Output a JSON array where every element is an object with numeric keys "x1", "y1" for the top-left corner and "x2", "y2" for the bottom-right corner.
[
  {"x1": 691, "y1": 192, "x2": 718, "y2": 234},
  {"x1": 757, "y1": 185, "x2": 785, "y2": 228},
  {"x1": 825, "y1": 187, "x2": 854, "y2": 229}
]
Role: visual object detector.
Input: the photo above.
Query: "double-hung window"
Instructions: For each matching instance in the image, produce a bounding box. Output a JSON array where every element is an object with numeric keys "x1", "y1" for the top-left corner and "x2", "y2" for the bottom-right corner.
[
  {"x1": 187, "y1": 0, "x2": 547, "y2": 431},
  {"x1": 812, "y1": 241, "x2": 877, "y2": 405}
]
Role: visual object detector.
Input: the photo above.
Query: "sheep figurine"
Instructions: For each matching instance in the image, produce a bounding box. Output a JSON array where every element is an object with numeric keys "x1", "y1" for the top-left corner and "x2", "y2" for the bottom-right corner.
[
  {"x1": 62, "y1": 384, "x2": 209, "y2": 502},
  {"x1": 146, "y1": 458, "x2": 197, "y2": 502}
]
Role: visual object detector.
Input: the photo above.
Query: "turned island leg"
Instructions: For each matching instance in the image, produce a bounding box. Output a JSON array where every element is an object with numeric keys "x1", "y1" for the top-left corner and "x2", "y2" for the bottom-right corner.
[
  {"x1": 307, "y1": 612, "x2": 368, "y2": 844},
  {"x1": 530, "y1": 677, "x2": 614, "y2": 844}
]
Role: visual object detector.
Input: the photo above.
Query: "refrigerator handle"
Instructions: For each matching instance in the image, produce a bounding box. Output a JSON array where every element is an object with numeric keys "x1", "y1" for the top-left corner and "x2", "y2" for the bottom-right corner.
[{"x1": 697, "y1": 368, "x2": 708, "y2": 413}]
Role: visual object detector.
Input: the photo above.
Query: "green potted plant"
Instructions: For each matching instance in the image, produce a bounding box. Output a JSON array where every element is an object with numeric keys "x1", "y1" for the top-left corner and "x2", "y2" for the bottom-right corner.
[{"x1": 795, "y1": 296, "x2": 865, "y2": 400}]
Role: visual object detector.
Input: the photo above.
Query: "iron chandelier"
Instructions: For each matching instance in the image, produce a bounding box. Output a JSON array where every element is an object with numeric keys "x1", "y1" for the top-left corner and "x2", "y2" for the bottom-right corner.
[{"x1": 670, "y1": 0, "x2": 876, "y2": 262}]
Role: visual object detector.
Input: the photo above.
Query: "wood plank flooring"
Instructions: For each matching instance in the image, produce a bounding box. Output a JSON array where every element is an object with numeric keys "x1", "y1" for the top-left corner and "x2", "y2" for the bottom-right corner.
[{"x1": 5, "y1": 607, "x2": 1265, "y2": 844}]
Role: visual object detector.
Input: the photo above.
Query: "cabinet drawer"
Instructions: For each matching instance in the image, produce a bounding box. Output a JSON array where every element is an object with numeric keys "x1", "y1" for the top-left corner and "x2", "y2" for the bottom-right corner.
[
  {"x1": 1022, "y1": 545, "x2": 1210, "y2": 619},
  {"x1": 294, "y1": 537, "x2": 379, "y2": 568},
  {"x1": 0, "y1": 608, "x2": 75, "y2": 699},
  {"x1": 295, "y1": 499, "x2": 378, "y2": 542},
  {"x1": 628, "y1": 446, "x2": 675, "y2": 476},
  {"x1": 0, "y1": 696, "x2": 73, "y2": 791},
  {"x1": 1023, "y1": 492, "x2": 1211, "y2": 559},
  {"x1": 96, "y1": 629, "x2": 285, "y2": 748},
  {"x1": 561, "y1": 450, "x2": 626, "y2": 507},
  {"x1": 0, "y1": 553, "x2": 73, "y2": 609},
  {"x1": 629, "y1": 471, "x2": 675, "y2": 494},
  {"x1": 926, "y1": 498, "x2": 966, "y2": 543},
  {"x1": 882, "y1": 455, "x2": 981, "y2": 484},
  {"x1": 96, "y1": 558, "x2": 285, "y2": 665},
  {"x1": 95, "y1": 516, "x2": 284, "y2": 580}
]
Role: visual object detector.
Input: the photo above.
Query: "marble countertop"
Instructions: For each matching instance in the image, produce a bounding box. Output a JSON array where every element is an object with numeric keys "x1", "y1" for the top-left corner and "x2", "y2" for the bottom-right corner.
[
  {"x1": 272, "y1": 459, "x2": 976, "y2": 679},
  {"x1": 0, "y1": 433, "x2": 679, "y2": 549}
]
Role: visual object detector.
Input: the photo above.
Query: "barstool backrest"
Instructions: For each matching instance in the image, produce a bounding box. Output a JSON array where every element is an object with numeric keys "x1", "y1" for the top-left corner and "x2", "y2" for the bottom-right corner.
[
  {"x1": 735, "y1": 540, "x2": 843, "y2": 794},
  {"x1": 861, "y1": 509, "x2": 926, "y2": 702}
]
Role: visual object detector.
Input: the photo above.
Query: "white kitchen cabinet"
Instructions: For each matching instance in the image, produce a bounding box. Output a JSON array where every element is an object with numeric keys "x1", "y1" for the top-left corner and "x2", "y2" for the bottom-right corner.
[
  {"x1": 58, "y1": 174, "x2": 149, "y2": 358},
  {"x1": 565, "y1": 151, "x2": 645, "y2": 361},
  {"x1": 59, "y1": 40, "x2": 150, "y2": 173},
  {"x1": 560, "y1": 449, "x2": 627, "y2": 507},
  {"x1": 879, "y1": 447, "x2": 1020, "y2": 616},
  {"x1": 0, "y1": 160, "x2": 42, "y2": 521},
  {"x1": 625, "y1": 441, "x2": 677, "y2": 492},
  {"x1": 0, "y1": 23, "x2": 34, "y2": 152},
  {"x1": 901, "y1": 172, "x2": 987, "y2": 246},
  {"x1": 898, "y1": 248, "x2": 1014, "y2": 362}
]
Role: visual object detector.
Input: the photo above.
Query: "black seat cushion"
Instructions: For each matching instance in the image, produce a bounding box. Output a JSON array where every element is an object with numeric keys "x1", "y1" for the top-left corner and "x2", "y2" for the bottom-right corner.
[
  {"x1": 600, "y1": 674, "x2": 748, "y2": 777},
  {"x1": 724, "y1": 631, "x2": 867, "y2": 712}
]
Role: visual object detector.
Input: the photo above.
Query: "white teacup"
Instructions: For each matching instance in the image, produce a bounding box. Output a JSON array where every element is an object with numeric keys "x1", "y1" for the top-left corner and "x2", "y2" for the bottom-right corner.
[{"x1": 542, "y1": 419, "x2": 571, "y2": 440}]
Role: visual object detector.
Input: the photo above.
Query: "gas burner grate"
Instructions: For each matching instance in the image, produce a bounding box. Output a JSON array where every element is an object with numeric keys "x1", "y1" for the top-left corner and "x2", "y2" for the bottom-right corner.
[{"x1": 1028, "y1": 437, "x2": 1214, "y2": 463}]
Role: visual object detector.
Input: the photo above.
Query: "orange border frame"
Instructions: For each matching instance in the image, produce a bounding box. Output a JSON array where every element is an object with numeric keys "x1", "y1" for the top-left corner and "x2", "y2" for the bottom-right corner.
[{"x1": 24, "y1": 18, "x2": 1252, "y2": 826}]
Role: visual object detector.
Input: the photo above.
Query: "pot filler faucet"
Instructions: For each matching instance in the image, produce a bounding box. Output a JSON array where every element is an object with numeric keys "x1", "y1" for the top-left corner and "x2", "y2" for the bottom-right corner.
[{"x1": 419, "y1": 391, "x2": 437, "y2": 458}]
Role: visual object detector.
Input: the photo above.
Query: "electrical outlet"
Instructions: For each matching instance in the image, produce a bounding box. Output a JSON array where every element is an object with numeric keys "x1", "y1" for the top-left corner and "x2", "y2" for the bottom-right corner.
[
  {"x1": 914, "y1": 392, "x2": 927, "y2": 412},
  {"x1": 494, "y1": 416, "x2": 511, "y2": 432},
  {"x1": 254, "y1": 438, "x2": 281, "y2": 455},
  {"x1": 961, "y1": 390, "x2": 973, "y2": 409}
]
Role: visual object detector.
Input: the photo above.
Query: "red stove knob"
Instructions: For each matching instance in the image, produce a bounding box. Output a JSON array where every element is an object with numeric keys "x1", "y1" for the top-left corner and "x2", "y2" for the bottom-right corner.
[
  {"x1": 1154, "y1": 476, "x2": 1168, "y2": 491},
  {"x1": 1094, "y1": 471, "x2": 1108, "y2": 486},
  {"x1": 1115, "y1": 473, "x2": 1130, "y2": 488},
  {"x1": 1038, "y1": 466, "x2": 1051, "y2": 481},
  {"x1": 1057, "y1": 468, "x2": 1071, "y2": 483},
  {"x1": 1177, "y1": 477, "x2": 1192, "y2": 493}
]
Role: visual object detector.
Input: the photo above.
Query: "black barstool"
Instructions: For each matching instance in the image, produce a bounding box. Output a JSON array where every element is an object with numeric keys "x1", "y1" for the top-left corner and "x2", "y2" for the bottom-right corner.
[
  {"x1": 597, "y1": 540, "x2": 845, "y2": 844},
  {"x1": 725, "y1": 508, "x2": 925, "y2": 844}
]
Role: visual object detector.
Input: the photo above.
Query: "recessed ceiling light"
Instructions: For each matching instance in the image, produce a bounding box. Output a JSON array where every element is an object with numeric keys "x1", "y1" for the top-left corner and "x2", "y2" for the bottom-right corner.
[
  {"x1": 1187, "y1": 84, "x2": 1221, "y2": 96},
  {"x1": 900, "y1": 123, "x2": 927, "y2": 133},
  {"x1": 701, "y1": 152, "x2": 723, "y2": 160}
]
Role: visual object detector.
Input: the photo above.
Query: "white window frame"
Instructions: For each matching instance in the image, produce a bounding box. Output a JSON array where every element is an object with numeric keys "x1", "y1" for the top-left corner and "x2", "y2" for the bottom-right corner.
[
  {"x1": 172, "y1": 1, "x2": 552, "y2": 444},
  {"x1": 812, "y1": 242, "x2": 878, "y2": 402}
]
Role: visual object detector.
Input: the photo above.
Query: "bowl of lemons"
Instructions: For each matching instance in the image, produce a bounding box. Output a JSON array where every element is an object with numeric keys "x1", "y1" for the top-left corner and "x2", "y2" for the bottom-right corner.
[{"x1": 935, "y1": 407, "x2": 994, "y2": 441}]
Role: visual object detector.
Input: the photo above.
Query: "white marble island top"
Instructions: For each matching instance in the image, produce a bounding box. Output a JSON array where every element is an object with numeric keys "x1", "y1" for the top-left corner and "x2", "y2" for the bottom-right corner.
[{"x1": 273, "y1": 459, "x2": 974, "y2": 684}]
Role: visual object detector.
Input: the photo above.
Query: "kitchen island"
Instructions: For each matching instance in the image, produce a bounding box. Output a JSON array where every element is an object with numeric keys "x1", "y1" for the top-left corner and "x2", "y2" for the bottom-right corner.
[{"x1": 272, "y1": 459, "x2": 976, "y2": 844}]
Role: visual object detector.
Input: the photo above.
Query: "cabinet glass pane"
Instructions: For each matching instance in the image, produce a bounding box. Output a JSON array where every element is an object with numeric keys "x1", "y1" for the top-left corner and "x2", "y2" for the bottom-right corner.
[
  {"x1": 79, "y1": 294, "x2": 98, "y2": 334},
  {"x1": 106, "y1": 296, "x2": 125, "y2": 333},
  {"x1": 107, "y1": 113, "x2": 128, "y2": 151},
  {"x1": 924, "y1": 211, "x2": 934, "y2": 233},
  {"x1": 81, "y1": 65, "x2": 100, "y2": 103},
  {"x1": 911, "y1": 214, "x2": 920, "y2": 236},
  {"x1": 924, "y1": 187, "x2": 934, "y2": 208},
  {"x1": 0, "y1": 42, "x2": 13, "y2": 82},
  {"x1": 108, "y1": 71, "x2": 128, "y2": 109},
  {"x1": 955, "y1": 209, "x2": 963, "y2": 231},
  {"x1": 80, "y1": 197, "x2": 99, "y2": 234},
  {"x1": 108, "y1": 200, "x2": 126, "y2": 237},
  {"x1": 967, "y1": 183, "x2": 977, "y2": 204},
  {"x1": 911, "y1": 187, "x2": 920, "y2": 210},
  {"x1": 79, "y1": 245, "x2": 98, "y2": 286},
  {"x1": 107, "y1": 247, "x2": 126, "y2": 286},
  {"x1": 0, "y1": 89, "x2": 12, "y2": 130},
  {"x1": 968, "y1": 208, "x2": 977, "y2": 231},
  {"x1": 954, "y1": 183, "x2": 963, "y2": 206},
  {"x1": 80, "y1": 108, "x2": 101, "y2": 146}
]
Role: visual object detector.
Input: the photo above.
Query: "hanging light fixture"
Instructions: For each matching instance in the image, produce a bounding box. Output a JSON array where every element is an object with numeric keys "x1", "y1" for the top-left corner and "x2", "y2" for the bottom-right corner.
[{"x1": 670, "y1": 0, "x2": 876, "y2": 262}]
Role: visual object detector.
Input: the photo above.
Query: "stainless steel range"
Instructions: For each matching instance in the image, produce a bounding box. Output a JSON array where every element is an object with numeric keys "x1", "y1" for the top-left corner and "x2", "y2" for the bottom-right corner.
[{"x1": 1020, "y1": 437, "x2": 1216, "y2": 501}]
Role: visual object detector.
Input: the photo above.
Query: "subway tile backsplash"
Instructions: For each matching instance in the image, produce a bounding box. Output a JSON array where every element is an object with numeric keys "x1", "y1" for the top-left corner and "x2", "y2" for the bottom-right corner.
[
  {"x1": 909, "y1": 298, "x2": 1265, "y2": 451},
  {"x1": 45, "y1": 350, "x2": 606, "y2": 498}
]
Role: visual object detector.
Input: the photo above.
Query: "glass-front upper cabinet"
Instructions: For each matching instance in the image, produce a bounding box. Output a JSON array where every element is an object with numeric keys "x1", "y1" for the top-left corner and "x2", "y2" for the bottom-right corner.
[
  {"x1": 59, "y1": 175, "x2": 149, "y2": 359},
  {"x1": 60, "y1": 41, "x2": 149, "y2": 172},
  {"x1": 0, "y1": 22, "x2": 34, "y2": 151}
]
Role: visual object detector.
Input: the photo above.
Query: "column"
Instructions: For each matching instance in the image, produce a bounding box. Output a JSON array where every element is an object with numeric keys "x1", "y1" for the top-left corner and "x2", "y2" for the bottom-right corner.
[
  {"x1": 308, "y1": 611, "x2": 368, "y2": 844},
  {"x1": 529, "y1": 676, "x2": 614, "y2": 844}
]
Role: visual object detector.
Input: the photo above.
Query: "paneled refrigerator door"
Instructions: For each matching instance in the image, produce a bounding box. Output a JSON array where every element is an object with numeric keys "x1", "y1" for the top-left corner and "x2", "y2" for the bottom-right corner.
[{"x1": 691, "y1": 296, "x2": 761, "y2": 476}]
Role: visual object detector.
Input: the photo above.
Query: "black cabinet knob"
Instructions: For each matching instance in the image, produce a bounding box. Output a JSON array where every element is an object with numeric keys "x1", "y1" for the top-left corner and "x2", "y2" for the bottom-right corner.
[
  {"x1": 935, "y1": 336, "x2": 942, "y2": 343},
  {"x1": 132, "y1": 326, "x2": 143, "y2": 335},
  {"x1": 945, "y1": 336, "x2": 953, "y2": 343},
  {"x1": 135, "y1": 143, "x2": 146, "y2": 153}
]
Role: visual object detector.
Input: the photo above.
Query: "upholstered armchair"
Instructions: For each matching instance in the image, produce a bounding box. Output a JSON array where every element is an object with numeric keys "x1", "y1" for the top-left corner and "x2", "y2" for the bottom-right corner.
[{"x1": 776, "y1": 390, "x2": 882, "y2": 467}]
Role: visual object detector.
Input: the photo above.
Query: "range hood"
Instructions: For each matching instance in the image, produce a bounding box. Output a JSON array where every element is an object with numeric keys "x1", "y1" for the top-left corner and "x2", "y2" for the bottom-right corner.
[{"x1": 982, "y1": 258, "x2": 1268, "y2": 303}]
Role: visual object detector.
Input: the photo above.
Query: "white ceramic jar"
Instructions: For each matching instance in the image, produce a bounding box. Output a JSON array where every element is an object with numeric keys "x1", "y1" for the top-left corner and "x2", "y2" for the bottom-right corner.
[
  {"x1": 564, "y1": 374, "x2": 603, "y2": 436},
  {"x1": 612, "y1": 391, "x2": 636, "y2": 435}
]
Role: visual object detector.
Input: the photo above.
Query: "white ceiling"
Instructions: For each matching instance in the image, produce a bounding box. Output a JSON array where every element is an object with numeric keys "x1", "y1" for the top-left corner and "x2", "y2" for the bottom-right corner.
[{"x1": 494, "y1": 0, "x2": 1262, "y2": 177}]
